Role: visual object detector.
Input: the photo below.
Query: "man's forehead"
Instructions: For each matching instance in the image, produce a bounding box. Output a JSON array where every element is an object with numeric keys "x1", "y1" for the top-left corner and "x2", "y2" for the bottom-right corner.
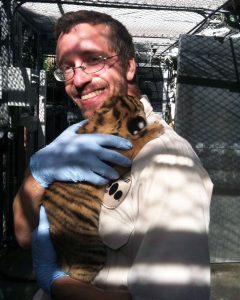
[
  {"x1": 65, "y1": 22, "x2": 110, "y2": 38},
  {"x1": 56, "y1": 23, "x2": 113, "y2": 64}
]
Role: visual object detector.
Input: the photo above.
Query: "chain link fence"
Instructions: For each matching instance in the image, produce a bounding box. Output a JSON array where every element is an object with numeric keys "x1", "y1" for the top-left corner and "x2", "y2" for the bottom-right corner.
[
  {"x1": 1, "y1": 2, "x2": 240, "y2": 299},
  {"x1": 175, "y1": 34, "x2": 240, "y2": 190},
  {"x1": 174, "y1": 34, "x2": 240, "y2": 263}
]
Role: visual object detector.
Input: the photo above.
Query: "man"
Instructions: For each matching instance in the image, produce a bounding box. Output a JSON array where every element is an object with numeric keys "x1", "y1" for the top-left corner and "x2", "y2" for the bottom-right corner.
[{"x1": 13, "y1": 10, "x2": 213, "y2": 300}]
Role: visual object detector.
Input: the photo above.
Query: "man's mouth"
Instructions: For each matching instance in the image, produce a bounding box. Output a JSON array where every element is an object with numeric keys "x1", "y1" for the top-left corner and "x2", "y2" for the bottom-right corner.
[{"x1": 81, "y1": 89, "x2": 105, "y2": 101}]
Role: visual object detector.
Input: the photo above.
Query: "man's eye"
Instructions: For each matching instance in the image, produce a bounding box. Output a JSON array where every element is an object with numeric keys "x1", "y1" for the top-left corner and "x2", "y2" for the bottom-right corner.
[
  {"x1": 62, "y1": 66, "x2": 72, "y2": 73},
  {"x1": 86, "y1": 56, "x2": 102, "y2": 65}
]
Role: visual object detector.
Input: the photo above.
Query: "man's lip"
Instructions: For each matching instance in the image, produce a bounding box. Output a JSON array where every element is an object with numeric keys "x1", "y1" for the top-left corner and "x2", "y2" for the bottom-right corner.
[
  {"x1": 74, "y1": 88, "x2": 106, "y2": 106},
  {"x1": 81, "y1": 88, "x2": 105, "y2": 101}
]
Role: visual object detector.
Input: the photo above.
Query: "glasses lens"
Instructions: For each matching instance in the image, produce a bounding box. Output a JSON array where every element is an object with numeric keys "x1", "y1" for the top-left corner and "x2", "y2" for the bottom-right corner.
[
  {"x1": 84, "y1": 57, "x2": 105, "y2": 74},
  {"x1": 54, "y1": 69, "x2": 65, "y2": 82},
  {"x1": 53, "y1": 56, "x2": 108, "y2": 80}
]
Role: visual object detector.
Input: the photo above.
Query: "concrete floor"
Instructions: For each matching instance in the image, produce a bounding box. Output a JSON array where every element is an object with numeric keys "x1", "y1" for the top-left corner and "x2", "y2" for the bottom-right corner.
[{"x1": 211, "y1": 263, "x2": 240, "y2": 300}]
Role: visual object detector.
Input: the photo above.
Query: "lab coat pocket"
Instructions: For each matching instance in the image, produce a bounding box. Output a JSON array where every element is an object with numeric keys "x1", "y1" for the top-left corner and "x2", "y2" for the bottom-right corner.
[{"x1": 99, "y1": 211, "x2": 134, "y2": 250}]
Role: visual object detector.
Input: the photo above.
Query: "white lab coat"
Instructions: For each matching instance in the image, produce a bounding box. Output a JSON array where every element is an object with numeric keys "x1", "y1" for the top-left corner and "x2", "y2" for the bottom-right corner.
[{"x1": 33, "y1": 96, "x2": 213, "y2": 300}]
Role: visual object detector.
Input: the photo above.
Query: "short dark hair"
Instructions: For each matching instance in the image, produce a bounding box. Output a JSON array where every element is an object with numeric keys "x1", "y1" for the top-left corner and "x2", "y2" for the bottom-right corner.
[{"x1": 55, "y1": 10, "x2": 135, "y2": 65}]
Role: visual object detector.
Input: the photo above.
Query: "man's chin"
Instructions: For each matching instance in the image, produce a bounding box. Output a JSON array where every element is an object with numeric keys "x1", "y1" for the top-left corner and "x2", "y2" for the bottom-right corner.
[
  {"x1": 82, "y1": 111, "x2": 94, "y2": 119},
  {"x1": 81, "y1": 106, "x2": 97, "y2": 119}
]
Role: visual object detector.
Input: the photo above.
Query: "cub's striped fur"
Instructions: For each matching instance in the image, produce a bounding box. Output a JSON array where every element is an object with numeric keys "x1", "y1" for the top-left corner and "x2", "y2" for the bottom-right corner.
[{"x1": 43, "y1": 95, "x2": 163, "y2": 282}]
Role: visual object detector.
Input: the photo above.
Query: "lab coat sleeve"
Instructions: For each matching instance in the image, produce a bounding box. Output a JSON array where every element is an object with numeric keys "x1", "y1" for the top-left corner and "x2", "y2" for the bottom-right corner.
[{"x1": 128, "y1": 154, "x2": 212, "y2": 300}]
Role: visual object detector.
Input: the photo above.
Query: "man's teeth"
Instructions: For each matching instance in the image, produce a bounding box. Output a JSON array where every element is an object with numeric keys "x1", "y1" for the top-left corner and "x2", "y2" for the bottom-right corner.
[{"x1": 81, "y1": 90, "x2": 103, "y2": 100}]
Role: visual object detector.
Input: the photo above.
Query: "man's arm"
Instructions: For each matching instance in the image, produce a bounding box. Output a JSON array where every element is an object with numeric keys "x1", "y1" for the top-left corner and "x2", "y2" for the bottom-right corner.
[
  {"x1": 13, "y1": 169, "x2": 44, "y2": 248},
  {"x1": 52, "y1": 277, "x2": 131, "y2": 300}
]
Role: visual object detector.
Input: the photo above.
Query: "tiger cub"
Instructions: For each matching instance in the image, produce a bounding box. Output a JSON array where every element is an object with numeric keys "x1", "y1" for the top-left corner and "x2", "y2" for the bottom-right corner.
[{"x1": 43, "y1": 95, "x2": 163, "y2": 282}]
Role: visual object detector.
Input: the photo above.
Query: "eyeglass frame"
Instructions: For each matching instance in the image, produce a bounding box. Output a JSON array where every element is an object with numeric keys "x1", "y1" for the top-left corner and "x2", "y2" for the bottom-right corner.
[{"x1": 54, "y1": 54, "x2": 119, "y2": 82}]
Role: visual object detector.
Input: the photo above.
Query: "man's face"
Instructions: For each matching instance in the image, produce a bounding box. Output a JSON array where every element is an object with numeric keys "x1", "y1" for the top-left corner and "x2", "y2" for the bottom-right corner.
[{"x1": 56, "y1": 23, "x2": 136, "y2": 118}]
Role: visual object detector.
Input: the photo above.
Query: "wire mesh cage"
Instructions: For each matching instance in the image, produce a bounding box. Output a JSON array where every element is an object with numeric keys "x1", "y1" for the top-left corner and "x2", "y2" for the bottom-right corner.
[
  {"x1": 175, "y1": 34, "x2": 240, "y2": 189},
  {"x1": 174, "y1": 33, "x2": 240, "y2": 263},
  {"x1": 1, "y1": 0, "x2": 240, "y2": 285}
]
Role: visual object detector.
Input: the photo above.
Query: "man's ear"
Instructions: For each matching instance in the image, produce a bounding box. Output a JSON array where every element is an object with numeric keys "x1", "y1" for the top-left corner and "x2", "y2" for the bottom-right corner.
[{"x1": 126, "y1": 58, "x2": 136, "y2": 81}]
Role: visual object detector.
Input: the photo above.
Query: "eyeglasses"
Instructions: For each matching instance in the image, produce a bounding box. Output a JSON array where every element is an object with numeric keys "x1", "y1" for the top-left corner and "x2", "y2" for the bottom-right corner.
[{"x1": 54, "y1": 54, "x2": 119, "y2": 82}]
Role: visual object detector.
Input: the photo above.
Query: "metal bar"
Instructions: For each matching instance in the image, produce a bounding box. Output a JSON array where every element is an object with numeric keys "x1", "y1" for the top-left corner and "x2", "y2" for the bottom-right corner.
[
  {"x1": 38, "y1": 70, "x2": 46, "y2": 148},
  {"x1": 160, "y1": 0, "x2": 230, "y2": 55},
  {"x1": 13, "y1": 0, "x2": 211, "y2": 16}
]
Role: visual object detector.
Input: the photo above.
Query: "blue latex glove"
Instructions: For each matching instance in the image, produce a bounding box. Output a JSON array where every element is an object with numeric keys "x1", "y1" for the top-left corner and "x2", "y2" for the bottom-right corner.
[
  {"x1": 32, "y1": 205, "x2": 68, "y2": 294},
  {"x1": 30, "y1": 121, "x2": 132, "y2": 188}
]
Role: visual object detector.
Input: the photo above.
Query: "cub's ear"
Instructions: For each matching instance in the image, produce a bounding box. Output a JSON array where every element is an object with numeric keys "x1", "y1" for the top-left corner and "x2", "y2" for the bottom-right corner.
[{"x1": 127, "y1": 116, "x2": 147, "y2": 135}]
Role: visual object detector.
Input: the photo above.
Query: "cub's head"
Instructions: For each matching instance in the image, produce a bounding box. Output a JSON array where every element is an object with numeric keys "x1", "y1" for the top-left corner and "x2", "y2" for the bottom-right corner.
[{"x1": 78, "y1": 95, "x2": 148, "y2": 139}]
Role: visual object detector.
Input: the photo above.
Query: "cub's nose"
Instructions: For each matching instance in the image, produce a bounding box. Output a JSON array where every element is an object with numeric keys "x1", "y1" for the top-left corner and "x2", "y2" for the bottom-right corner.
[{"x1": 127, "y1": 116, "x2": 147, "y2": 135}]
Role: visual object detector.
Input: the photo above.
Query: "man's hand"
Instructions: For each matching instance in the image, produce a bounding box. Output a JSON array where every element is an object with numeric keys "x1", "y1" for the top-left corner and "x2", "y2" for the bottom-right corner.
[
  {"x1": 30, "y1": 121, "x2": 132, "y2": 188},
  {"x1": 32, "y1": 206, "x2": 68, "y2": 294}
]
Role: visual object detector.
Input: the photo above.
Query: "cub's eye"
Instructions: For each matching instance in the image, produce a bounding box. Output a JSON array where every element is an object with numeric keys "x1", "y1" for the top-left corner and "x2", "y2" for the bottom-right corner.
[{"x1": 127, "y1": 116, "x2": 147, "y2": 135}]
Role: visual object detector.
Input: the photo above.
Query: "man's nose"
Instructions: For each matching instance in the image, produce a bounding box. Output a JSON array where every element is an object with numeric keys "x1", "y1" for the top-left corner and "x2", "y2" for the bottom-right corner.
[{"x1": 72, "y1": 68, "x2": 92, "y2": 87}]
